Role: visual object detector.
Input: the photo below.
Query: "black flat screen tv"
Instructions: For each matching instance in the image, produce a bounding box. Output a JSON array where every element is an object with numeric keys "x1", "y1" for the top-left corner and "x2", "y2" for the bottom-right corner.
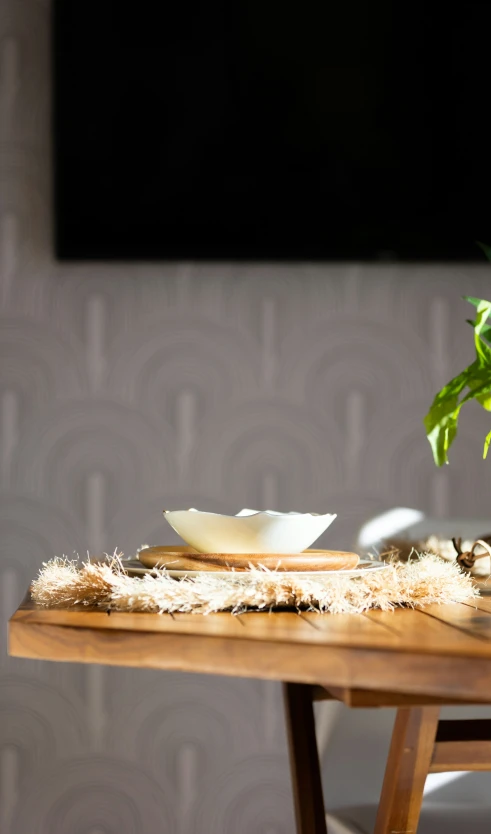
[{"x1": 53, "y1": 1, "x2": 491, "y2": 261}]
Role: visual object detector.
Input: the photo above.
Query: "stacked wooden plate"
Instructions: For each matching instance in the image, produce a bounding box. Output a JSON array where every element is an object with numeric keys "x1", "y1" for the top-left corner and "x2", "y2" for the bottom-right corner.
[{"x1": 124, "y1": 545, "x2": 386, "y2": 578}]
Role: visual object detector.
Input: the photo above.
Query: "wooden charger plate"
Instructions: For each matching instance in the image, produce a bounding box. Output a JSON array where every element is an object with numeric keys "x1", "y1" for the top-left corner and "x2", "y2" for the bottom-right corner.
[{"x1": 137, "y1": 545, "x2": 361, "y2": 572}]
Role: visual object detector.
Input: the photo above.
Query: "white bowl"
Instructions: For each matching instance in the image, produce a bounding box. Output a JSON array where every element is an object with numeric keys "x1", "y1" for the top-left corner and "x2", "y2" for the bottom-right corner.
[{"x1": 162, "y1": 508, "x2": 337, "y2": 554}]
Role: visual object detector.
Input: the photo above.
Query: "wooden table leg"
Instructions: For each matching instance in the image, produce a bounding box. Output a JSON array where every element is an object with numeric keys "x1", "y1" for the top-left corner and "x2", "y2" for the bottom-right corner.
[
  {"x1": 283, "y1": 682, "x2": 328, "y2": 834},
  {"x1": 374, "y1": 706, "x2": 440, "y2": 834}
]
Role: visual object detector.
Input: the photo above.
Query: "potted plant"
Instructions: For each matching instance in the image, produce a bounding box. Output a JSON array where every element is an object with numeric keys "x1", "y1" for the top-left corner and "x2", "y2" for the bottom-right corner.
[{"x1": 425, "y1": 245, "x2": 491, "y2": 465}]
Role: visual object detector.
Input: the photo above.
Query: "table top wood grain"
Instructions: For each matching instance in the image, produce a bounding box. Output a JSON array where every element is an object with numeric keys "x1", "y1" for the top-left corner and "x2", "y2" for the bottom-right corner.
[{"x1": 9, "y1": 593, "x2": 491, "y2": 702}]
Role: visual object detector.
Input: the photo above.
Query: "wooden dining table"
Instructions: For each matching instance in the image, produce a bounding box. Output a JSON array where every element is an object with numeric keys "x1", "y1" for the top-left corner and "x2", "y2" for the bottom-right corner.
[{"x1": 9, "y1": 593, "x2": 491, "y2": 834}]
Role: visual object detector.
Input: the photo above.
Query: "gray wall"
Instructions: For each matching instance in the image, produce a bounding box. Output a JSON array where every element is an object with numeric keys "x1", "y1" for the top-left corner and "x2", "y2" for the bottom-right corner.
[{"x1": 2, "y1": 1, "x2": 491, "y2": 831}]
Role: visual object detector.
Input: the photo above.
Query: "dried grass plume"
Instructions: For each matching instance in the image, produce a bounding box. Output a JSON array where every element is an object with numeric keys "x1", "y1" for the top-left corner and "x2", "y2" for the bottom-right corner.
[{"x1": 30, "y1": 552, "x2": 478, "y2": 615}]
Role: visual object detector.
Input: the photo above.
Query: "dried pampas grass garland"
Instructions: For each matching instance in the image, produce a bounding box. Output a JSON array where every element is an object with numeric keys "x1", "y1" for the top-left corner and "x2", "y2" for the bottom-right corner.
[{"x1": 31, "y1": 552, "x2": 478, "y2": 615}]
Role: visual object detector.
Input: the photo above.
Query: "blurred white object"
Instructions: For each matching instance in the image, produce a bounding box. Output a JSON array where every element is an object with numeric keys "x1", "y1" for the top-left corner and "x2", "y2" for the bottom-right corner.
[
  {"x1": 357, "y1": 506, "x2": 491, "y2": 554},
  {"x1": 162, "y1": 508, "x2": 337, "y2": 554},
  {"x1": 357, "y1": 507, "x2": 424, "y2": 550}
]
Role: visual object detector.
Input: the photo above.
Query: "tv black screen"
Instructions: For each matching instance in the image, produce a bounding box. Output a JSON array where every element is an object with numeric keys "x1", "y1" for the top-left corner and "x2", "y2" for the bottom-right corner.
[{"x1": 54, "y1": 1, "x2": 491, "y2": 261}]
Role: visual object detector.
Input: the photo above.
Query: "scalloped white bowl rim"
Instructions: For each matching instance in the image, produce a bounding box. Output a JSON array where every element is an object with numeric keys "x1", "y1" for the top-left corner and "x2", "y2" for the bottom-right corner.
[
  {"x1": 162, "y1": 508, "x2": 337, "y2": 554},
  {"x1": 163, "y1": 508, "x2": 335, "y2": 518}
]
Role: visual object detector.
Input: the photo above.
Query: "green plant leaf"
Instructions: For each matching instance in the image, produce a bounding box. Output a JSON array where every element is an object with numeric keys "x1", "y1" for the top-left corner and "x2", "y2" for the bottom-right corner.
[
  {"x1": 425, "y1": 246, "x2": 491, "y2": 465},
  {"x1": 462, "y1": 378, "x2": 491, "y2": 407},
  {"x1": 464, "y1": 297, "x2": 491, "y2": 366},
  {"x1": 466, "y1": 319, "x2": 491, "y2": 346},
  {"x1": 465, "y1": 295, "x2": 488, "y2": 310},
  {"x1": 423, "y1": 367, "x2": 474, "y2": 466},
  {"x1": 424, "y1": 308, "x2": 491, "y2": 465},
  {"x1": 465, "y1": 366, "x2": 491, "y2": 410},
  {"x1": 477, "y1": 392, "x2": 491, "y2": 411}
]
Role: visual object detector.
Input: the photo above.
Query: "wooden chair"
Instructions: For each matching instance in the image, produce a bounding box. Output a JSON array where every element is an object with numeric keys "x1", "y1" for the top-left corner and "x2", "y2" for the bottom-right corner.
[
  {"x1": 374, "y1": 703, "x2": 491, "y2": 833},
  {"x1": 284, "y1": 683, "x2": 491, "y2": 834}
]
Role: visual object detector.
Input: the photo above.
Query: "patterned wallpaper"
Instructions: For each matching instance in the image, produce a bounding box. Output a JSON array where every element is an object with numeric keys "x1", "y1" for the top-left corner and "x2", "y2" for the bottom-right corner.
[{"x1": 2, "y1": 1, "x2": 491, "y2": 831}]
